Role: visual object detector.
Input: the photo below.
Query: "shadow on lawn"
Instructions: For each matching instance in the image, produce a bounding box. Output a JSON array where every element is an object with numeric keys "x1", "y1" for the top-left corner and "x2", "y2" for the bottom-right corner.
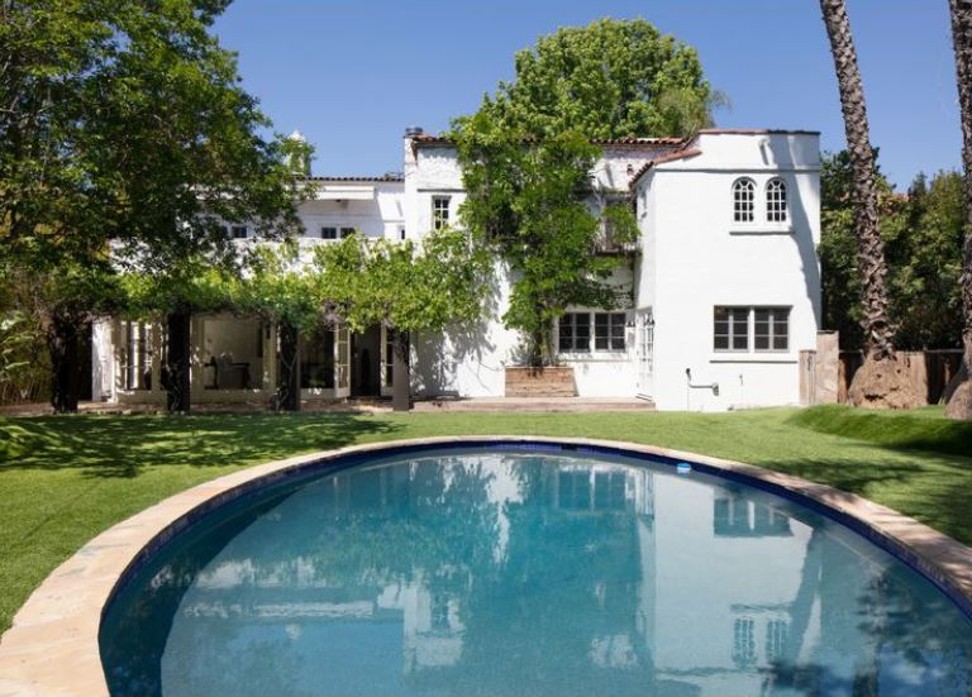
[
  {"x1": 0, "y1": 413, "x2": 404, "y2": 478},
  {"x1": 768, "y1": 448, "x2": 972, "y2": 546}
]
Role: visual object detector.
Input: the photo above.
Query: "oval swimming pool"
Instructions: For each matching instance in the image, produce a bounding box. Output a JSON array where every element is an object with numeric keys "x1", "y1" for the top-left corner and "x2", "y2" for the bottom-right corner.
[{"x1": 100, "y1": 442, "x2": 972, "y2": 696}]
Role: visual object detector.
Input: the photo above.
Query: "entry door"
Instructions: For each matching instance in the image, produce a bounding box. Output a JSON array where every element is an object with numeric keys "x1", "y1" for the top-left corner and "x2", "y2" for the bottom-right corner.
[{"x1": 635, "y1": 308, "x2": 654, "y2": 398}]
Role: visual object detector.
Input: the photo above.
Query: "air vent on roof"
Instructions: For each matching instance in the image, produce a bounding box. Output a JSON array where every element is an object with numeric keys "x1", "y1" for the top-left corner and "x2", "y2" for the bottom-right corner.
[{"x1": 404, "y1": 126, "x2": 424, "y2": 137}]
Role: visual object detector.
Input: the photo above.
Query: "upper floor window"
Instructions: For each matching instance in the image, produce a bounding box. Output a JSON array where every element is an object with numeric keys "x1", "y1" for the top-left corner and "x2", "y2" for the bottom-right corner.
[
  {"x1": 732, "y1": 178, "x2": 756, "y2": 223},
  {"x1": 432, "y1": 196, "x2": 450, "y2": 231},
  {"x1": 766, "y1": 178, "x2": 788, "y2": 223},
  {"x1": 340, "y1": 227, "x2": 355, "y2": 239},
  {"x1": 231, "y1": 225, "x2": 248, "y2": 239}
]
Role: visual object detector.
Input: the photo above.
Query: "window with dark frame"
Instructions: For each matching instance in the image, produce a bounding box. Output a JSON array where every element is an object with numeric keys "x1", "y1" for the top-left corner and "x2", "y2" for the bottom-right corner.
[
  {"x1": 594, "y1": 312, "x2": 626, "y2": 351},
  {"x1": 321, "y1": 226, "x2": 337, "y2": 240},
  {"x1": 754, "y1": 307, "x2": 789, "y2": 351},
  {"x1": 713, "y1": 306, "x2": 750, "y2": 351},
  {"x1": 558, "y1": 312, "x2": 591, "y2": 352},
  {"x1": 340, "y1": 227, "x2": 355, "y2": 239},
  {"x1": 432, "y1": 196, "x2": 450, "y2": 231},
  {"x1": 231, "y1": 225, "x2": 248, "y2": 239},
  {"x1": 714, "y1": 306, "x2": 790, "y2": 352}
]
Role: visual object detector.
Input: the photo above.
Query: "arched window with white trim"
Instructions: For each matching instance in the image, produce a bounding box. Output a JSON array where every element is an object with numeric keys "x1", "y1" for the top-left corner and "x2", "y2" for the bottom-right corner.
[
  {"x1": 732, "y1": 178, "x2": 756, "y2": 223},
  {"x1": 766, "y1": 178, "x2": 788, "y2": 223}
]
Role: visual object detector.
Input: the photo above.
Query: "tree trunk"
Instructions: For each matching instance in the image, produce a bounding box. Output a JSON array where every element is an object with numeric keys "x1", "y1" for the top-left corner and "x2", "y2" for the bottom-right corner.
[
  {"x1": 48, "y1": 315, "x2": 80, "y2": 413},
  {"x1": 166, "y1": 310, "x2": 191, "y2": 413},
  {"x1": 819, "y1": 0, "x2": 920, "y2": 408},
  {"x1": 277, "y1": 320, "x2": 300, "y2": 412},
  {"x1": 391, "y1": 329, "x2": 410, "y2": 412},
  {"x1": 946, "y1": 0, "x2": 972, "y2": 420}
]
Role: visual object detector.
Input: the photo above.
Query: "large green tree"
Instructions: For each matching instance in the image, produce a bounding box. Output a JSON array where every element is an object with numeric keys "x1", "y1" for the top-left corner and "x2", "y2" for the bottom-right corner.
[
  {"x1": 819, "y1": 0, "x2": 920, "y2": 408},
  {"x1": 454, "y1": 18, "x2": 703, "y2": 367},
  {"x1": 0, "y1": 0, "x2": 304, "y2": 412},
  {"x1": 819, "y1": 153, "x2": 966, "y2": 353},
  {"x1": 237, "y1": 243, "x2": 322, "y2": 412},
  {"x1": 947, "y1": 0, "x2": 972, "y2": 419},
  {"x1": 474, "y1": 17, "x2": 718, "y2": 139}
]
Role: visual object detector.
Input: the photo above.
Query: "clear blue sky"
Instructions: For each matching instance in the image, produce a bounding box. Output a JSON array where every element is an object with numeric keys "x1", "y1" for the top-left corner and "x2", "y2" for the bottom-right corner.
[{"x1": 213, "y1": 0, "x2": 960, "y2": 191}]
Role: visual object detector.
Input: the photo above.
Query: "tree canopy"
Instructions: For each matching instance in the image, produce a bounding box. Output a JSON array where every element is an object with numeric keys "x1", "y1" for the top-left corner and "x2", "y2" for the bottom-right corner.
[
  {"x1": 453, "y1": 18, "x2": 701, "y2": 365},
  {"x1": 0, "y1": 0, "x2": 307, "y2": 410},
  {"x1": 466, "y1": 17, "x2": 719, "y2": 140},
  {"x1": 819, "y1": 151, "x2": 966, "y2": 352},
  {"x1": 1, "y1": 0, "x2": 304, "y2": 273}
]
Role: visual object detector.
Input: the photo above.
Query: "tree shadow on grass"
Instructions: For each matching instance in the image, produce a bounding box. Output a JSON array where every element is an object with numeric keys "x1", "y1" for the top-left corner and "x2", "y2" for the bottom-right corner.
[
  {"x1": 767, "y1": 448, "x2": 972, "y2": 546},
  {"x1": 0, "y1": 412, "x2": 404, "y2": 478}
]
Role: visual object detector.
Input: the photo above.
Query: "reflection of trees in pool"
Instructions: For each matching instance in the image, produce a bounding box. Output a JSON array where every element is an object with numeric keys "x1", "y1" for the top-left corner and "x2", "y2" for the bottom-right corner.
[{"x1": 761, "y1": 528, "x2": 972, "y2": 696}]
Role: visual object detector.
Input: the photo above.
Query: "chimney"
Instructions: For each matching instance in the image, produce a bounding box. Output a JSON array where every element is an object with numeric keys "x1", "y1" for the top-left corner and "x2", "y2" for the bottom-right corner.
[{"x1": 403, "y1": 126, "x2": 424, "y2": 138}]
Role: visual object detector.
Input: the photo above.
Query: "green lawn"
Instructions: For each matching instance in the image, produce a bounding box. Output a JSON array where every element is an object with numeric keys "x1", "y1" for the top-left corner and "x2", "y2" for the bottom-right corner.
[{"x1": 1, "y1": 404, "x2": 971, "y2": 634}]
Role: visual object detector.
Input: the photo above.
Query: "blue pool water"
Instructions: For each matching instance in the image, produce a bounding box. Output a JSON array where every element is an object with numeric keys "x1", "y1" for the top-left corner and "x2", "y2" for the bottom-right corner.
[{"x1": 100, "y1": 444, "x2": 972, "y2": 696}]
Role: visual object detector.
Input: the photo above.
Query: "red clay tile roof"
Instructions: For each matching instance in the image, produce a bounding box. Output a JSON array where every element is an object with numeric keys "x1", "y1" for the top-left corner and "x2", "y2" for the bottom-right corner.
[
  {"x1": 306, "y1": 175, "x2": 404, "y2": 183},
  {"x1": 410, "y1": 133, "x2": 687, "y2": 147},
  {"x1": 698, "y1": 128, "x2": 821, "y2": 136},
  {"x1": 628, "y1": 147, "x2": 704, "y2": 187}
]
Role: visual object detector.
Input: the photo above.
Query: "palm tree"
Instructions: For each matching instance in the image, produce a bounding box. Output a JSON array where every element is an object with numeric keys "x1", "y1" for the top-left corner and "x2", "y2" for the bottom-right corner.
[
  {"x1": 946, "y1": 0, "x2": 972, "y2": 420},
  {"x1": 819, "y1": 0, "x2": 920, "y2": 408}
]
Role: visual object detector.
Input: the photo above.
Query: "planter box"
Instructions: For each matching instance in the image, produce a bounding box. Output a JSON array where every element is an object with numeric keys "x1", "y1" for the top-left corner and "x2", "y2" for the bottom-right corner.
[{"x1": 505, "y1": 366, "x2": 577, "y2": 398}]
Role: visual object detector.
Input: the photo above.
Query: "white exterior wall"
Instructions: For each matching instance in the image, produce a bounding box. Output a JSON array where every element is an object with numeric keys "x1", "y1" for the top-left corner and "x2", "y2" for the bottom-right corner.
[
  {"x1": 296, "y1": 181, "x2": 404, "y2": 242},
  {"x1": 638, "y1": 132, "x2": 821, "y2": 411},
  {"x1": 97, "y1": 131, "x2": 820, "y2": 410}
]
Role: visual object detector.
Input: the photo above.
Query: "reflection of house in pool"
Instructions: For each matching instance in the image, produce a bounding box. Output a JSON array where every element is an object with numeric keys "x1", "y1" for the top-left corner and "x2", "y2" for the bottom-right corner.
[{"x1": 158, "y1": 456, "x2": 914, "y2": 696}]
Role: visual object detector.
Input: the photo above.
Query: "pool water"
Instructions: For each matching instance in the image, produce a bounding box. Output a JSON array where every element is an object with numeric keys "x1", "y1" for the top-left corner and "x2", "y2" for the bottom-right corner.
[{"x1": 100, "y1": 446, "x2": 972, "y2": 696}]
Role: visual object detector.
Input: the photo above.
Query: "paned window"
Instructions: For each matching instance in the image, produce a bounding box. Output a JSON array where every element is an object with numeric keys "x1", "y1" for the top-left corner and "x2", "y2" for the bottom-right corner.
[
  {"x1": 340, "y1": 227, "x2": 355, "y2": 239},
  {"x1": 714, "y1": 306, "x2": 790, "y2": 352},
  {"x1": 766, "y1": 178, "x2": 788, "y2": 223},
  {"x1": 732, "y1": 178, "x2": 756, "y2": 223},
  {"x1": 713, "y1": 307, "x2": 750, "y2": 351},
  {"x1": 231, "y1": 225, "x2": 248, "y2": 239},
  {"x1": 559, "y1": 313, "x2": 591, "y2": 352},
  {"x1": 561, "y1": 312, "x2": 628, "y2": 352},
  {"x1": 594, "y1": 312, "x2": 626, "y2": 351},
  {"x1": 432, "y1": 196, "x2": 450, "y2": 231},
  {"x1": 732, "y1": 618, "x2": 757, "y2": 667},
  {"x1": 754, "y1": 307, "x2": 789, "y2": 351},
  {"x1": 321, "y1": 226, "x2": 337, "y2": 240}
]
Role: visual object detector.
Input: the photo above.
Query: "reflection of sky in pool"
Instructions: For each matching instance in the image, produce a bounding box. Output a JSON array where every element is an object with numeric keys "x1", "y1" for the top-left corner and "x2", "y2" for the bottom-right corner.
[{"x1": 100, "y1": 448, "x2": 972, "y2": 697}]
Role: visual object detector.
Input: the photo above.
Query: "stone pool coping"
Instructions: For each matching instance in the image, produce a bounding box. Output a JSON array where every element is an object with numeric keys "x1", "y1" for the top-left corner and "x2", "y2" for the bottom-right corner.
[{"x1": 1, "y1": 435, "x2": 970, "y2": 697}]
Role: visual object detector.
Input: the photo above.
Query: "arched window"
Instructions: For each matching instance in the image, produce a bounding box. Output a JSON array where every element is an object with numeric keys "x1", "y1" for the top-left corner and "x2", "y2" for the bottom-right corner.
[
  {"x1": 732, "y1": 178, "x2": 756, "y2": 223},
  {"x1": 766, "y1": 178, "x2": 788, "y2": 223}
]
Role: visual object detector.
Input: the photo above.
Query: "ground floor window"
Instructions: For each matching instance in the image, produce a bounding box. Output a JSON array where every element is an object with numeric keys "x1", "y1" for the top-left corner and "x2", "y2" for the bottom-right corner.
[
  {"x1": 713, "y1": 306, "x2": 789, "y2": 352},
  {"x1": 559, "y1": 311, "x2": 627, "y2": 352}
]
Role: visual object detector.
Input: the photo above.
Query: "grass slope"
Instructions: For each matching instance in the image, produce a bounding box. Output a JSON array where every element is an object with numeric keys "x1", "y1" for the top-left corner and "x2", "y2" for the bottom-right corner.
[{"x1": 1, "y1": 406, "x2": 971, "y2": 634}]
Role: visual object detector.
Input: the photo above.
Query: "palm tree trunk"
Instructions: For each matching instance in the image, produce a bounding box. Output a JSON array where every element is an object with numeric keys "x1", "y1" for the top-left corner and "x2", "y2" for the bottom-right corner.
[
  {"x1": 819, "y1": 0, "x2": 892, "y2": 359},
  {"x1": 819, "y1": 0, "x2": 920, "y2": 408},
  {"x1": 946, "y1": 0, "x2": 972, "y2": 419}
]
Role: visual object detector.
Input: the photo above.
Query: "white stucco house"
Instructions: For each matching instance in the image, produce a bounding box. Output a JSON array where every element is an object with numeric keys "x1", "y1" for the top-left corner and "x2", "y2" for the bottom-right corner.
[{"x1": 92, "y1": 127, "x2": 821, "y2": 411}]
